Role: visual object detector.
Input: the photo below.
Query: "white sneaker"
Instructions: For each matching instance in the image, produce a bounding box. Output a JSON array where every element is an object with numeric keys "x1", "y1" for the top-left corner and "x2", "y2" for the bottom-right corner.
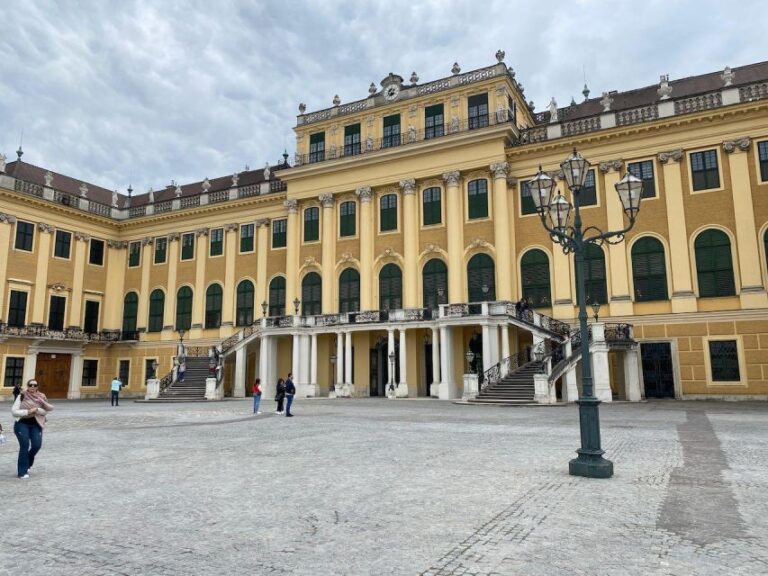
[{"x1": 19, "y1": 474, "x2": 29, "y2": 479}]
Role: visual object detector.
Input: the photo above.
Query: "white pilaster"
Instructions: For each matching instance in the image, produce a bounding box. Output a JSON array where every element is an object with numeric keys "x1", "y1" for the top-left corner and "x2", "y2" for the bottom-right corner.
[
  {"x1": 308, "y1": 333, "x2": 318, "y2": 397},
  {"x1": 233, "y1": 347, "x2": 246, "y2": 398},
  {"x1": 291, "y1": 333, "x2": 301, "y2": 386},
  {"x1": 22, "y1": 352, "x2": 38, "y2": 386},
  {"x1": 438, "y1": 326, "x2": 457, "y2": 399},
  {"x1": 387, "y1": 329, "x2": 395, "y2": 387},
  {"x1": 501, "y1": 326, "x2": 510, "y2": 361},
  {"x1": 482, "y1": 324, "x2": 492, "y2": 372},
  {"x1": 431, "y1": 327, "x2": 440, "y2": 397},
  {"x1": 336, "y1": 332, "x2": 344, "y2": 389},
  {"x1": 624, "y1": 348, "x2": 641, "y2": 401},
  {"x1": 344, "y1": 331, "x2": 353, "y2": 396},
  {"x1": 68, "y1": 353, "x2": 83, "y2": 400},
  {"x1": 591, "y1": 323, "x2": 612, "y2": 402},
  {"x1": 397, "y1": 328, "x2": 409, "y2": 397}
]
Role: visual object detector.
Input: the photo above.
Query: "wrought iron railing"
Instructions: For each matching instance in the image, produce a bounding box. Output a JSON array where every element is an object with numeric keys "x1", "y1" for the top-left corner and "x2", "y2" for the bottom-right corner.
[
  {"x1": 0, "y1": 323, "x2": 122, "y2": 342},
  {"x1": 604, "y1": 323, "x2": 633, "y2": 343},
  {"x1": 158, "y1": 370, "x2": 175, "y2": 394},
  {"x1": 480, "y1": 353, "x2": 521, "y2": 391}
]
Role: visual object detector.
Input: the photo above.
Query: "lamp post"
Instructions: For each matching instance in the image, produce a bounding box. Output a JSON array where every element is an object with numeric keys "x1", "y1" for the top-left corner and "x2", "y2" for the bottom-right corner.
[
  {"x1": 293, "y1": 297, "x2": 301, "y2": 315},
  {"x1": 261, "y1": 301, "x2": 268, "y2": 318},
  {"x1": 388, "y1": 351, "x2": 396, "y2": 393},
  {"x1": 591, "y1": 301, "x2": 601, "y2": 322},
  {"x1": 151, "y1": 359, "x2": 158, "y2": 379},
  {"x1": 330, "y1": 353, "x2": 337, "y2": 392},
  {"x1": 528, "y1": 149, "x2": 642, "y2": 479},
  {"x1": 465, "y1": 350, "x2": 475, "y2": 374},
  {"x1": 178, "y1": 328, "x2": 186, "y2": 346}
]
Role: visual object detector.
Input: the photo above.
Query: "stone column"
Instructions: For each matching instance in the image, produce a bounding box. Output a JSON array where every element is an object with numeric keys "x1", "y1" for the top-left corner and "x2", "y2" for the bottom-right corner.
[
  {"x1": 590, "y1": 323, "x2": 612, "y2": 402},
  {"x1": 400, "y1": 179, "x2": 419, "y2": 307},
  {"x1": 309, "y1": 333, "x2": 318, "y2": 397},
  {"x1": 356, "y1": 187, "x2": 374, "y2": 309},
  {"x1": 344, "y1": 330, "x2": 353, "y2": 387},
  {"x1": 600, "y1": 160, "x2": 633, "y2": 316},
  {"x1": 387, "y1": 328, "x2": 396, "y2": 387},
  {"x1": 443, "y1": 172, "x2": 463, "y2": 303},
  {"x1": 336, "y1": 332, "x2": 344, "y2": 389},
  {"x1": 284, "y1": 199, "x2": 300, "y2": 307},
  {"x1": 723, "y1": 138, "x2": 768, "y2": 308},
  {"x1": 221, "y1": 223, "x2": 239, "y2": 329},
  {"x1": 255, "y1": 219, "x2": 270, "y2": 313},
  {"x1": 69, "y1": 232, "x2": 89, "y2": 328},
  {"x1": 31, "y1": 224, "x2": 54, "y2": 324},
  {"x1": 319, "y1": 194, "x2": 336, "y2": 312},
  {"x1": 481, "y1": 324, "x2": 492, "y2": 373},
  {"x1": 397, "y1": 328, "x2": 409, "y2": 397},
  {"x1": 431, "y1": 327, "x2": 440, "y2": 397},
  {"x1": 659, "y1": 149, "x2": 696, "y2": 312},
  {"x1": 490, "y1": 162, "x2": 513, "y2": 301},
  {"x1": 164, "y1": 234, "x2": 180, "y2": 330},
  {"x1": 561, "y1": 340, "x2": 578, "y2": 402},
  {"x1": 233, "y1": 346, "x2": 246, "y2": 398},
  {"x1": 191, "y1": 228, "x2": 209, "y2": 333},
  {"x1": 0, "y1": 213, "x2": 15, "y2": 320},
  {"x1": 438, "y1": 326, "x2": 456, "y2": 399},
  {"x1": 623, "y1": 348, "x2": 641, "y2": 401},
  {"x1": 291, "y1": 333, "x2": 301, "y2": 385},
  {"x1": 501, "y1": 326, "x2": 510, "y2": 361}
]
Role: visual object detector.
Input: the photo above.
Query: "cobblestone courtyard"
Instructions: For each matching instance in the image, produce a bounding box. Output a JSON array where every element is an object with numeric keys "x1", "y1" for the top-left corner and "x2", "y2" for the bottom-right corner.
[{"x1": 2, "y1": 398, "x2": 767, "y2": 575}]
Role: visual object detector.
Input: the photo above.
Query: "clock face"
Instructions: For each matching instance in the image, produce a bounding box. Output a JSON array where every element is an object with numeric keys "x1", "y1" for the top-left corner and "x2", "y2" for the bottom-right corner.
[{"x1": 384, "y1": 84, "x2": 400, "y2": 101}]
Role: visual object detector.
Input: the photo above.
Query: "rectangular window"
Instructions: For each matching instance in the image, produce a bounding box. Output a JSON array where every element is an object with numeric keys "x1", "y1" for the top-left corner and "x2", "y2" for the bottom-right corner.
[
  {"x1": 709, "y1": 340, "x2": 740, "y2": 382},
  {"x1": 3, "y1": 357, "x2": 24, "y2": 388},
  {"x1": 240, "y1": 224, "x2": 254, "y2": 252},
  {"x1": 54, "y1": 230, "x2": 71, "y2": 259},
  {"x1": 83, "y1": 300, "x2": 100, "y2": 334},
  {"x1": 8, "y1": 290, "x2": 28, "y2": 327},
  {"x1": 309, "y1": 132, "x2": 325, "y2": 163},
  {"x1": 209, "y1": 228, "x2": 224, "y2": 256},
  {"x1": 691, "y1": 150, "x2": 720, "y2": 191},
  {"x1": 508, "y1": 95, "x2": 517, "y2": 124},
  {"x1": 128, "y1": 241, "x2": 141, "y2": 267},
  {"x1": 468, "y1": 180, "x2": 489, "y2": 219},
  {"x1": 88, "y1": 238, "x2": 105, "y2": 265},
  {"x1": 382, "y1": 114, "x2": 401, "y2": 148},
  {"x1": 119, "y1": 360, "x2": 130, "y2": 388},
  {"x1": 520, "y1": 180, "x2": 537, "y2": 215},
  {"x1": 579, "y1": 170, "x2": 597, "y2": 206},
  {"x1": 380, "y1": 194, "x2": 397, "y2": 232},
  {"x1": 758, "y1": 141, "x2": 768, "y2": 182},
  {"x1": 154, "y1": 237, "x2": 167, "y2": 264},
  {"x1": 468, "y1": 93, "x2": 489, "y2": 129},
  {"x1": 344, "y1": 123, "x2": 361, "y2": 156},
  {"x1": 181, "y1": 233, "x2": 195, "y2": 260},
  {"x1": 628, "y1": 160, "x2": 656, "y2": 198},
  {"x1": 272, "y1": 219, "x2": 287, "y2": 248},
  {"x1": 82, "y1": 359, "x2": 98, "y2": 387},
  {"x1": 14, "y1": 221, "x2": 34, "y2": 251},
  {"x1": 339, "y1": 201, "x2": 356, "y2": 237},
  {"x1": 145, "y1": 358, "x2": 157, "y2": 381},
  {"x1": 425, "y1": 104, "x2": 444, "y2": 139},
  {"x1": 304, "y1": 207, "x2": 319, "y2": 242},
  {"x1": 48, "y1": 295, "x2": 66, "y2": 331},
  {"x1": 422, "y1": 187, "x2": 442, "y2": 226}
]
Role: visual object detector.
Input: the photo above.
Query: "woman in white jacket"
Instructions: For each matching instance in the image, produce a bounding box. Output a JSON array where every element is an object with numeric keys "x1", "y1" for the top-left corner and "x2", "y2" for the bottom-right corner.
[{"x1": 11, "y1": 379, "x2": 54, "y2": 479}]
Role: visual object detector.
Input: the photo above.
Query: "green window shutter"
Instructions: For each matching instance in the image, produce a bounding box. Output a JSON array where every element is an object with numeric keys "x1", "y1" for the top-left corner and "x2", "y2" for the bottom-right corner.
[
  {"x1": 580, "y1": 244, "x2": 607, "y2": 304},
  {"x1": 422, "y1": 259, "x2": 448, "y2": 309},
  {"x1": 240, "y1": 224, "x2": 254, "y2": 252},
  {"x1": 521, "y1": 250, "x2": 551, "y2": 307},
  {"x1": 236, "y1": 280, "x2": 254, "y2": 326},
  {"x1": 209, "y1": 228, "x2": 223, "y2": 256},
  {"x1": 468, "y1": 180, "x2": 488, "y2": 219},
  {"x1": 424, "y1": 104, "x2": 444, "y2": 138},
  {"x1": 268, "y1": 277, "x2": 286, "y2": 316},
  {"x1": 304, "y1": 208, "x2": 319, "y2": 242},
  {"x1": 759, "y1": 141, "x2": 768, "y2": 181},
  {"x1": 176, "y1": 287, "x2": 193, "y2": 330},
  {"x1": 301, "y1": 272, "x2": 322, "y2": 315},
  {"x1": 339, "y1": 201, "x2": 356, "y2": 237},
  {"x1": 379, "y1": 264, "x2": 403, "y2": 310},
  {"x1": 709, "y1": 340, "x2": 740, "y2": 381},
  {"x1": 309, "y1": 132, "x2": 325, "y2": 163},
  {"x1": 691, "y1": 150, "x2": 720, "y2": 191},
  {"x1": 628, "y1": 160, "x2": 656, "y2": 199},
  {"x1": 520, "y1": 180, "x2": 537, "y2": 215},
  {"x1": 382, "y1": 115, "x2": 401, "y2": 148},
  {"x1": 344, "y1": 124, "x2": 361, "y2": 156},
  {"x1": 467, "y1": 93, "x2": 489, "y2": 129},
  {"x1": 129, "y1": 241, "x2": 141, "y2": 266},
  {"x1": 48, "y1": 295, "x2": 66, "y2": 330},
  {"x1": 181, "y1": 234, "x2": 195, "y2": 260},
  {"x1": 205, "y1": 284, "x2": 223, "y2": 328},
  {"x1": 84, "y1": 301, "x2": 99, "y2": 334},
  {"x1": 122, "y1": 292, "x2": 139, "y2": 334},
  {"x1": 339, "y1": 268, "x2": 360, "y2": 313},
  {"x1": 380, "y1": 194, "x2": 397, "y2": 231},
  {"x1": 154, "y1": 237, "x2": 167, "y2": 264},
  {"x1": 467, "y1": 254, "x2": 496, "y2": 302},
  {"x1": 148, "y1": 290, "x2": 164, "y2": 332},
  {"x1": 579, "y1": 170, "x2": 597, "y2": 206},
  {"x1": 272, "y1": 219, "x2": 287, "y2": 248},
  {"x1": 695, "y1": 230, "x2": 735, "y2": 297},
  {"x1": 423, "y1": 187, "x2": 442, "y2": 225},
  {"x1": 632, "y1": 238, "x2": 668, "y2": 302},
  {"x1": 14, "y1": 221, "x2": 34, "y2": 251}
]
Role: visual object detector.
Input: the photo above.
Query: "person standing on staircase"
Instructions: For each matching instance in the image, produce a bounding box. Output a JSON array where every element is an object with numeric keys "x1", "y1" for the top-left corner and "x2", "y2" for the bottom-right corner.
[
  {"x1": 252, "y1": 378, "x2": 262, "y2": 415},
  {"x1": 284, "y1": 372, "x2": 296, "y2": 417}
]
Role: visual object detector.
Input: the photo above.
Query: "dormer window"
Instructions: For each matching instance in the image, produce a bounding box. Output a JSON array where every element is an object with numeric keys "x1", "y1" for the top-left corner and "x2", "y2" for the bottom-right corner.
[
  {"x1": 383, "y1": 114, "x2": 401, "y2": 148},
  {"x1": 425, "y1": 104, "x2": 444, "y2": 139},
  {"x1": 309, "y1": 132, "x2": 325, "y2": 163},
  {"x1": 468, "y1": 93, "x2": 489, "y2": 129},
  {"x1": 344, "y1": 124, "x2": 361, "y2": 156}
]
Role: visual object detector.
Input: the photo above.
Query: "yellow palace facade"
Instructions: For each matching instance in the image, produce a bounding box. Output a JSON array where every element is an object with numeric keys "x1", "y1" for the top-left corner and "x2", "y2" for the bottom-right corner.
[{"x1": 1, "y1": 52, "x2": 768, "y2": 403}]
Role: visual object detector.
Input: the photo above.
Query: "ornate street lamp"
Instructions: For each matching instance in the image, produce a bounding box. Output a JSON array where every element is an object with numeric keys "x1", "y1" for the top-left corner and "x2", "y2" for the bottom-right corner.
[
  {"x1": 293, "y1": 297, "x2": 301, "y2": 315},
  {"x1": 261, "y1": 300, "x2": 268, "y2": 317},
  {"x1": 465, "y1": 350, "x2": 475, "y2": 374},
  {"x1": 151, "y1": 359, "x2": 158, "y2": 379},
  {"x1": 591, "y1": 301, "x2": 601, "y2": 322},
  {"x1": 330, "y1": 354, "x2": 337, "y2": 392},
  {"x1": 531, "y1": 148, "x2": 643, "y2": 479},
  {"x1": 178, "y1": 328, "x2": 186, "y2": 345},
  {"x1": 388, "y1": 351, "x2": 396, "y2": 394}
]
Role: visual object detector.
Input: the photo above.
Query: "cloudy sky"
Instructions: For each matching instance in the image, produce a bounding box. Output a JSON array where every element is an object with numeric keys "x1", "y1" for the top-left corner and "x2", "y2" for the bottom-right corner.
[{"x1": 1, "y1": 0, "x2": 766, "y2": 195}]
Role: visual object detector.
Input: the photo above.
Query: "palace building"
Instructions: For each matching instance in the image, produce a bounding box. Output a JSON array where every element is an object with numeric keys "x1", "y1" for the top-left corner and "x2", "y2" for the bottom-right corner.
[{"x1": 1, "y1": 52, "x2": 768, "y2": 403}]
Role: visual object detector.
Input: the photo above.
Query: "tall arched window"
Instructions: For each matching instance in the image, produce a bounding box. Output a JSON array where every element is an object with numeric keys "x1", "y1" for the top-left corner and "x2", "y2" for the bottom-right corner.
[
  {"x1": 380, "y1": 194, "x2": 398, "y2": 232},
  {"x1": 302, "y1": 272, "x2": 322, "y2": 315},
  {"x1": 205, "y1": 284, "x2": 223, "y2": 329},
  {"x1": 122, "y1": 292, "x2": 138, "y2": 338},
  {"x1": 176, "y1": 286, "x2": 193, "y2": 330},
  {"x1": 695, "y1": 229, "x2": 735, "y2": 297},
  {"x1": 269, "y1": 277, "x2": 286, "y2": 316},
  {"x1": 579, "y1": 244, "x2": 607, "y2": 304},
  {"x1": 467, "y1": 179, "x2": 489, "y2": 219},
  {"x1": 236, "y1": 280, "x2": 254, "y2": 326},
  {"x1": 339, "y1": 268, "x2": 360, "y2": 313},
  {"x1": 520, "y1": 250, "x2": 551, "y2": 307},
  {"x1": 379, "y1": 264, "x2": 403, "y2": 310},
  {"x1": 423, "y1": 259, "x2": 448, "y2": 309},
  {"x1": 148, "y1": 289, "x2": 165, "y2": 332},
  {"x1": 467, "y1": 253, "x2": 496, "y2": 302},
  {"x1": 632, "y1": 237, "x2": 668, "y2": 301}
]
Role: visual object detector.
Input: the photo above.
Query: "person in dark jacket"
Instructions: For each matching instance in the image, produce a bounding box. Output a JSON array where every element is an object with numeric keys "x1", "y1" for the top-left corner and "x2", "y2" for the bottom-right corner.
[
  {"x1": 284, "y1": 372, "x2": 296, "y2": 417},
  {"x1": 275, "y1": 378, "x2": 286, "y2": 415}
]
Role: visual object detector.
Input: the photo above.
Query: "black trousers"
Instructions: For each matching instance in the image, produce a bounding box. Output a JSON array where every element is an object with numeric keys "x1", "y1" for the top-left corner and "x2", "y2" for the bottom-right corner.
[
  {"x1": 111, "y1": 390, "x2": 119, "y2": 406},
  {"x1": 276, "y1": 397, "x2": 284, "y2": 412}
]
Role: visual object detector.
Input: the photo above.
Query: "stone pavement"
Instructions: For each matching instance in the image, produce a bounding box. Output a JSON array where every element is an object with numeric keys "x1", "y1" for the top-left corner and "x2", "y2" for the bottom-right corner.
[{"x1": 1, "y1": 398, "x2": 766, "y2": 575}]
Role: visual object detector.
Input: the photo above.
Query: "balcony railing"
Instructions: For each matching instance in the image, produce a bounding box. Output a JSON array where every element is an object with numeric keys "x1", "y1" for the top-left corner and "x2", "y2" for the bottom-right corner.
[{"x1": 0, "y1": 324, "x2": 123, "y2": 342}]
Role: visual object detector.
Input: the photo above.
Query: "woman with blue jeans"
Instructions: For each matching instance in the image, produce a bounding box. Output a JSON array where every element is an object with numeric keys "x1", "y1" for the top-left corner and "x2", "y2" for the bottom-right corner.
[
  {"x1": 252, "y1": 378, "x2": 262, "y2": 414},
  {"x1": 11, "y1": 379, "x2": 54, "y2": 479}
]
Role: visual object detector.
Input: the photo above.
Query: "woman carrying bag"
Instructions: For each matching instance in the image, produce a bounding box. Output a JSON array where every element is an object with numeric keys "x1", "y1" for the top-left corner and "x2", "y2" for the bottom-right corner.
[{"x1": 11, "y1": 379, "x2": 54, "y2": 479}]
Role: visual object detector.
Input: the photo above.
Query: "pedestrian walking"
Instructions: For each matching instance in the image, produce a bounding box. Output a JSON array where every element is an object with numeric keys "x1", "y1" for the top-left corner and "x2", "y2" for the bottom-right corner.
[
  {"x1": 11, "y1": 379, "x2": 54, "y2": 479},
  {"x1": 275, "y1": 378, "x2": 286, "y2": 415},
  {"x1": 110, "y1": 376, "x2": 122, "y2": 406},
  {"x1": 12, "y1": 381, "x2": 22, "y2": 400},
  {"x1": 285, "y1": 372, "x2": 296, "y2": 417},
  {"x1": 252, "y1": 378, "x2": 262, "y2": 414}
]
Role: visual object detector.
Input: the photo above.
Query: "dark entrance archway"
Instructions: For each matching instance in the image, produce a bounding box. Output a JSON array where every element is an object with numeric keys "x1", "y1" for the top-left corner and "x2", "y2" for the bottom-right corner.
[
  {"x1": 640, "y1": 342, "x2": 675, "y2": 398},
  {"x1": 369, "y1": 336, "x2": 399, "y2": 397}
]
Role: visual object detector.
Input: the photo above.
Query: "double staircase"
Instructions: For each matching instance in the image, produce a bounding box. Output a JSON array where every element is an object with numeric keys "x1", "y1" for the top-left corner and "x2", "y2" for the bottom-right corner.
[
  {"x1": 469, "y1": 361, "x2": 543, "y2": 404},
  {"x1": 150, "y1": 358, "x2": 210, "y2": 402}
]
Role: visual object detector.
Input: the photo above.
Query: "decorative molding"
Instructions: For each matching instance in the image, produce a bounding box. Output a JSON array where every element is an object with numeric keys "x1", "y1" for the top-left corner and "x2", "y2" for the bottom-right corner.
[
  {"x1": 48, "y1": 282, "x2": 69, "y2": 292},
  {"x1": 255, "y1": 218, "x2": 271, "y2": 228},
  {"x1": 231, "y1": 173, "x2": 239, "y2": 187},
  {"x1": 424, "y1": 243, "x2": 442, "y2": 254},
  {"x1": 107, "y1": 239, "x2": 128, "y2": 249},
  {"x1": 283, "y1": 199, "x2": 298, "y2": 213},
  {"x1": 339, "y1": 252, "x2": 355, "y2": 264},
  {"x1": 74, "y1": 232, "x2": 91, "y2": 242},
  {"x1": 657, "y1": 74, "x2": 673, "y2": 100},
  {"x1": 44, "y1": 171, "x2": 53, "y2": 187},
  {"x1": 489, "y1": 162, "x2": 509, "y2": 179},
  {"x1": 37, "y1": 223, "x2": 55, "y2": 233},
  {"x1": 379, "y1": 247, "x2": 398, "y2": 260},
  {"x1": 202, "y1": 178, "x2": 211, "y2": 193},
  {"x1": 355, "y1": 186, "x2": 373, "y2": 202},
  {"x1": 224, "y1": 223, "x2": 239, "y2": 232},
  {"x1": 657, "y1": 149, "x2": 684, "y2": 164},
  {"x1": 174, "y1": 183, "x2": 183, "y2": 197},
  {"x1": 319, "y1": 193, "x2": 335, "y2": 207},
  {"x1": 442, "y1": 171, "x2": 461, "y2": 186},
  {"x1": 399, "y1": 179, "x2": 417, "y2": 195},
  {"x1": 79, "y1": 183, "x2": 88, "y2": 198},
  {"x1": 506, "y1": 175, "x2": 518, "y2": 186},
  {"x1": 195, "y1": 228, "x2": 209, "y2": 237},
  {"x1": 721, "y1": 66, "x2": 735, "y2": 87},
  {"x1": 598, "y1": 159, "x2": 624, "y2": 173},
  {"x1": 141, "y1": 237, "x2": 153, "y2": 247},
  {"x1": 0, "y1": 153, "x2": 6, "y2": 173},
  {"x1": 722, "y1": 137, "x2": 751, "y2": 153},
  {"x1": 0, "y1": 212, "x2": 17, "y2": 224},
  {"x1": 600, "y1": 92, "x2": 613, "y2": 112},
  {"x1": 303, "y1": 256, "x2": 318, "y2": 267},
  {"x1": 467, "y1": 238, "x2": 489, "y2": 250}
]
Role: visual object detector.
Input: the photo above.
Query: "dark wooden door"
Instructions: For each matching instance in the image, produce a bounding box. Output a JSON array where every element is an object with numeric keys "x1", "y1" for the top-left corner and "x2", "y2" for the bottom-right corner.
[
  {"x1": 35, "y1": 353, "x2": 72, "y2": 398},
  {"x1": 640, "y1": 343, "x2": 674, "y2": 398}
]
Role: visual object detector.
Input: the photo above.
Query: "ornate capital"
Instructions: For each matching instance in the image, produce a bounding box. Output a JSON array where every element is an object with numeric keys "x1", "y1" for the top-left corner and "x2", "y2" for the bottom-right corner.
[
  {"x1": 489, "y1": 162, "x2": 509, "y2": 179},
  {"x1": 379, "y1": 247, "x2": 398, "y2": 260},
  {"x1": 442, "y1": 171, "x2": 461, "y2": 186},
  {"x1": 598, "y1": 159, "x2": 624, "y2": 173},
  {"x1": 38, "y1": 223, "x2": 55, "y2": 233},
  {"x1": 255, "y1": 218, "x2": 271, "y2": 228},
  {"x1": 722, "y1": 137, "x2": 751, "y2": 154},
  {"x1": 0, "y1": 212, "x2": 17, "y2": 224},
  {"x1": 107, "y1": 239, "x2": 128, "y2": 249},
  {"x1": 355, "y1": 186, "x2": 373, "y2": 202},
  {"x1": 224, "y1": 223, "x2": 239, "y2": 232},
  {"x1": 283, "y1": 199, "x2": 298, "y2": 213},
  {"x1": 424, "y1": 242, "x2": 441, "y2": 254},
  {"x1": 141, "y1": 237, "x2": 153, "y2": 247},
  {"x1": 657, "y1": 149, "x2": 684, "y2": 164},
  {"x1": 399, "y1": 179, "x2": 417, "y2": 195},
  {"x1": 195, "y1": 228, "x2": 209, "y2": 237},
  {"x1": 339, "y1": 252, "x2": 355, "y2": 263},
  {"x1": 468, "y1": 237, "x2": 489, "y2": 250},
  {"x1": 168, "y1": 233, "x2": 181, "y2": 242},
  {"x1": 319, "y1": 193, "x2": 335, "y2": 207},
  {"x1": 74, "y1": 232, "x2": 91, "y2": 242},
  {"x1": 303, "y1": 255, "x2": 318, "y2": 267}
]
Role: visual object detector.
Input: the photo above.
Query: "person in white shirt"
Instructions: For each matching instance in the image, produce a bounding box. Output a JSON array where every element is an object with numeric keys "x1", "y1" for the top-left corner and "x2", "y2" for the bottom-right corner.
[
  {"x1": 11, "y1": 379, "x2": 54, "y2": 479},
  {"x1": 110, "y1": 377, "x2": 123, "y2": 406}
]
